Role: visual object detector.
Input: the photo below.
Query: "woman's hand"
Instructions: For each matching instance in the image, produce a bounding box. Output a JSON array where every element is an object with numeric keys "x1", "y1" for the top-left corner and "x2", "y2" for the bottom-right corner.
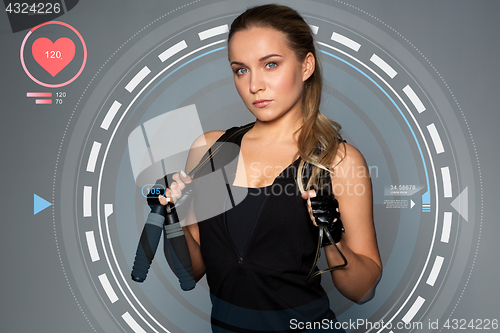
[
  {"x1": 302, "y1": 144, "x2": 382, "y2": 304},
  {"x1": 302, "y1": 190, "x2": 344, "y2": 245},
  {"x1": 151, "y1": 131, "x2": 224, "y2": 283},
  {"x1": 302, "y1": 189, "x2": 319, "y2": 226},
  {"x1": 158, "y1": 170, "x2": 192, "y2": 205},
  {"x1": 324, "y1": 144, "x2": 382, "y2": 303}
]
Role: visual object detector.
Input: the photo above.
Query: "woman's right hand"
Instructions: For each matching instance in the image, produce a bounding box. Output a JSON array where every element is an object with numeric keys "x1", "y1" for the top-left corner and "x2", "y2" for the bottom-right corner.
[{"x1": 158, "y1": 170, "x2": 192, "y2": 205}]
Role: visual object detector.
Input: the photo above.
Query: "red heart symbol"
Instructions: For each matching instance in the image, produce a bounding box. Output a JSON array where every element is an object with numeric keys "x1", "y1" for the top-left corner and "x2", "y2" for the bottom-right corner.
[{"x1": 32, "y1": 37, "x2": 75, "y2": 77}]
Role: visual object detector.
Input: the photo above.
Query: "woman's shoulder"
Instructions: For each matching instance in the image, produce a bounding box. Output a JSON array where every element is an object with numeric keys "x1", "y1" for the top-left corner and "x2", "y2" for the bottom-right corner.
[
  {"x1": 191, "y1": 123, "x2": 254, "y2": 149},
  {"x1": 193, "y1": 130, "x2": 226, "y2": 149},
  {"x1": 187, "y1": 123, "x2": 255, "y2": 172},
  {"x1": 333, "y1": 141, "x2": 368, "y2": 170},
  {"x1": 185, "y1": 130, "x2": 225, "y2": 173},
  {"x1": 330, "y1": 142, "x2": 372, "y2": 195}
]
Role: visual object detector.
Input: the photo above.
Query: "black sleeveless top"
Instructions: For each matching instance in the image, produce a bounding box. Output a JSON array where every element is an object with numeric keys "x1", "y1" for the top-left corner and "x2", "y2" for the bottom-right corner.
[
  {"x1": 226, "y1": 185, "x2": 270, "y2": 258},
  {"x1": 192, "y1": 123, "x2": 341, "y2": 332}
]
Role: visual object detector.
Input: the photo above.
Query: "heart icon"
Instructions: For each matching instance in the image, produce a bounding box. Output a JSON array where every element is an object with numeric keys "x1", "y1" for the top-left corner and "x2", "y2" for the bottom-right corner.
[{"x1": 32, "y1": 37, "x2": 75, "y2": 77}]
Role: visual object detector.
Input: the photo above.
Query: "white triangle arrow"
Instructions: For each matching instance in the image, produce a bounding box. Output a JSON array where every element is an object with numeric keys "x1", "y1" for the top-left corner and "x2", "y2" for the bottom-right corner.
[
  {"x1": 451, "y1": 187, "x2": 468, "y2": 222},
  {"x1": 410, "y1": 200, "x2": 415, "y2": 209}
]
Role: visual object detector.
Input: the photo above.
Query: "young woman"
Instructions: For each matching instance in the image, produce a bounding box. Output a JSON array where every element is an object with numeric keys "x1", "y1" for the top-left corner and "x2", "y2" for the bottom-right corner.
[{"x1": 159, "y1": 4, "x2": 382, "y2": 332}]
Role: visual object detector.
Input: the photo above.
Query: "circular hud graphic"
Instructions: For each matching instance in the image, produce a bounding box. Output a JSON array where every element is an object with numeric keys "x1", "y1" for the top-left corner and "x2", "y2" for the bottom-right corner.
[
  {"x1": 54, "y1": 1, "x2": 481, "y2": 332},
  {"x1": 20, "y1": 21, "x2": 87, "y2": 88}
]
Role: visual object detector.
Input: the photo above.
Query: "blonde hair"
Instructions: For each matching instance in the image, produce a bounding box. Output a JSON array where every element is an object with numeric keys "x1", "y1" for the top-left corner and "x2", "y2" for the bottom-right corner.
[{"x1": 228, "y1": 4, "x2": 343, "y2": 191}]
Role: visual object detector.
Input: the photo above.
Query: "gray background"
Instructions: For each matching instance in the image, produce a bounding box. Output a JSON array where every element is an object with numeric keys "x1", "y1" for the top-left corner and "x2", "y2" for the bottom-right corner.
[{"x1": 1, "y1": 0, "x2": 499, "y2": 332}]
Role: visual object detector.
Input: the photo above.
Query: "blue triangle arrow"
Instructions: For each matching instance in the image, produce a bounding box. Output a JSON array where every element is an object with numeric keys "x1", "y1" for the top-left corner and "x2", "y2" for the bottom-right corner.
[{"x1": 34, "y1": 194, "x2": 52, "y2": 215}]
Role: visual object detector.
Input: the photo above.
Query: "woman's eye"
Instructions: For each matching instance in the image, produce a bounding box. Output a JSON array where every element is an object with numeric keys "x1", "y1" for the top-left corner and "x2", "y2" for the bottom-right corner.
[
  {"x1": 236, "y1": 68, "x2": 248, "y2": 75},
  {"x1": 265, "y1": 62, "x2": 277, "y2": 69}
]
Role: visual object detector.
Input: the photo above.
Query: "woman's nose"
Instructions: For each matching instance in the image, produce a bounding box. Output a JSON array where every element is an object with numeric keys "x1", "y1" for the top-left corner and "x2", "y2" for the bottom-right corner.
[{"x1": 249, "y1": 72, "x2": 265, "y2": 93}]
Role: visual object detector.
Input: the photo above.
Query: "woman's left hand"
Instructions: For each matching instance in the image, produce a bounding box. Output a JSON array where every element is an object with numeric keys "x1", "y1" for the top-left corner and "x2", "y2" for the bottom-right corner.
[
  {"x1": 302, "y1": 190, "x2": 344, "y2": 245},
  {"x1": 302, "y1": 190, "x2": 318, "y2": 226},
  {"x1": 308, "y1": 143, "x2": 382, "y2": 303}
]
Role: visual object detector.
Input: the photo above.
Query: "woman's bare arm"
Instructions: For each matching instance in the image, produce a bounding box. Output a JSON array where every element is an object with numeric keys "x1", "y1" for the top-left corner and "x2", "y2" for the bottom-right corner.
[
  {"x1": 304, "y1": 143, "x2": 382, "y2": 303},
  {"x1": 159, "y1": 130, "x2": 225, "y2": 282}
]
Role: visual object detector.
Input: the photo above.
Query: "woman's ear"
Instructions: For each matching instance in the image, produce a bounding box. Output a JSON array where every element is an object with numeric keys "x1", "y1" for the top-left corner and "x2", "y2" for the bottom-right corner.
[{"x1": 302, "y1": 52, "x2": 315, "y2": 81}]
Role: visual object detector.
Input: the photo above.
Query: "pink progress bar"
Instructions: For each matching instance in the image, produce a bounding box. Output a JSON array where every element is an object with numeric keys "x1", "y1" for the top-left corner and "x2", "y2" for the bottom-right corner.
[
  {"x1": 27, "y1": 92, "x2": 52, "y2": 97},
  {"x1": 36, "y1": 99, "x2": 52, "y2": 104}
]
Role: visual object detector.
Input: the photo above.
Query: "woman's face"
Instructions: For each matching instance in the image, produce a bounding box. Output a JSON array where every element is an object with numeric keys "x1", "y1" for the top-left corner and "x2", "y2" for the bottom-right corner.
[{"x1": 228, "y1": 27, "x2": 314, "y2": 123}]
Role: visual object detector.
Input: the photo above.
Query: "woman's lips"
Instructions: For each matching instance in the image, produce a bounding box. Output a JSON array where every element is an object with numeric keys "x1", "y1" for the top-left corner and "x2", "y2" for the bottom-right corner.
[{"x1": 253, "y1": 99, "x2": 272, "y2": 108}]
